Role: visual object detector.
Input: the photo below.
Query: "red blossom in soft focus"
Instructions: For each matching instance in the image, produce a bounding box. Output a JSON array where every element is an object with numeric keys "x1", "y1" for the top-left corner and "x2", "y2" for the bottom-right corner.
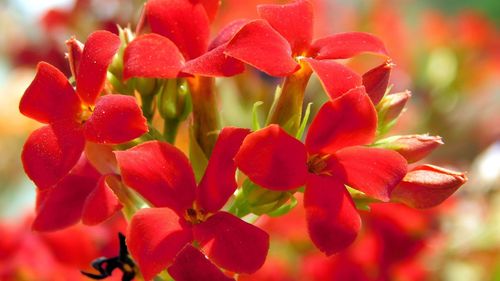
[
  {"x1": 115, "y1": 127, "x2": 269, "y2": 280},
  {"x1": 0, "y1": 215, "x2": 126, "y2": 281},
  {"x1": 305, "y1": 203, "x2": 432, "y2": 281},
  {"x1": 236, "y1": 88, "x2": 408, "y2": 255},
  {"x1": 19, "y1": 30, "x2": 148, "y2": 191},
  {"x1": 224, "y1": 0, "x2": 391, "y2": 102}
]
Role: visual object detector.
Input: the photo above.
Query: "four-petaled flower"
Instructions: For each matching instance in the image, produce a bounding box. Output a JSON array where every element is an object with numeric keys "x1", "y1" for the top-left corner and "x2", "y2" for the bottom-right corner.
[
  {"x1": 115, "y1": 127, "x2": 269, "y2": 280},
  {"x1": 235, "y1": 88, "x2": 408, "y2": 254},
  {"x1": 20, "y1": 30, "x2": 148, "y2": 190},
  {"x1": 225, "y1": 0, "x2": 390, "y2": 100}
]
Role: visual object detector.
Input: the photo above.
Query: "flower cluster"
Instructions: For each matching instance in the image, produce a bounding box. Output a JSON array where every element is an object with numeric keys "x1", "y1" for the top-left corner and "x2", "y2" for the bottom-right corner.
[{"x1": 20, "y1": 0, "x2": 466, "y2": 280}]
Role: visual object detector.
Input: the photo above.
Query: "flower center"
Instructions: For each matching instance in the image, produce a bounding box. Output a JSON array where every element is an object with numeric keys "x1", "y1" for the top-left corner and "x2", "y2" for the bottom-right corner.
[
  {"x1": 80, "y1": 105, "x2": 94, "y2": 123},
  {"x1": 307, "y1": 154, "x2": 332, "y2": 176},
  {"x1": 184, "y1": 207, "x2": 207, "y2": 225}
]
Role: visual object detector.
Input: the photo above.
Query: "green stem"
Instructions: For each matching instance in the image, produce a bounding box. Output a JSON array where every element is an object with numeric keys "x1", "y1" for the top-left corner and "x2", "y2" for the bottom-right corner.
[
  {"x1": 107, "y1": 177, "x2": 145, "y2": 222},
  {"x1": 141, "y1": 94, "x2": 155, "y2": 121},
  {"x1": 267, "y1": 62, "x2": 312, "y2": 135},
  {"x1": 187, "y1": 76, "x2": 220, "y2": 158},
  {"x1": 163, "y1": 117, "x2": 180, "y2": 144}
]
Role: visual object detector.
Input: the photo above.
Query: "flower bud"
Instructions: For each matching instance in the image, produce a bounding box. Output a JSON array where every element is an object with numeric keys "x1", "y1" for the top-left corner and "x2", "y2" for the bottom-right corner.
[
  {"x1": 158, "y1": 79, "x2": 191, "y2": 120},
  {"x1": 108, "y1": 27, "x2": 134, "y2": 78},
  {"x1": 235, "y1": 180, "x2": 294, "y2": 216},
  {"x1": 65, "y1": 37, "x2": 84, "y2": 79},
  {"x1": 247, "y1": 188, "x2": 292, "y2": 215},
  {"x1": 376, "y1": 90, "x2": 411, "y2": 135},
  {"x1": 375, "y1": 134, "x2": 443, "y2": 163},
  {"x1": 377, "y1": 90, "x2": 411, "y2": 121},
  {"x1": 391, "y1": 165, "x2": 467, "y2": 208},
  {"x1": 135, "y1": 77, "x2": 158, "y2": 97},
  {"x1": 362, "y1": 60, "x2": 393, "y2": 105}
]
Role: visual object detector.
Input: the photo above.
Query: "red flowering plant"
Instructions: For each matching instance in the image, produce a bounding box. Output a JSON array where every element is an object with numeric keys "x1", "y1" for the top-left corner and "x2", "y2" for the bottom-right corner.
[{"x1": 18, "y1": 0, "x2": 467, "y2": 280}]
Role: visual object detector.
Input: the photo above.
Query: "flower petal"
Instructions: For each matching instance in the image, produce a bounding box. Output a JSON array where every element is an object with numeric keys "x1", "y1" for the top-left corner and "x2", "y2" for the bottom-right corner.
[
  {"x1": 304, "y1": 174, "x2": 361, "y2": 255},
  {"x1": 199, "y1": 0, "x2": 220, "y2": 23},
  {"x1": 115, "y1": 141, "x2": 196, "y2": 213},
  {"x1": 128, "y1": 208, "x2": 193, "y2": 281},
  {"x1": 83, "y1": 94, "x2": 148, "y2": 144},
  {"x1": 225, "y1": 20, "x2": 298, "y2": 77},
  {"x1": 19, "y1": 62, "x2": 80, "y2": 124},
  {"x1": 123, "y1": 34, "x2": 185, "y2": 80},
  {"x1": 197, "y1": 127, "x2": 250, "y2": 213},
  {"x1": 22, "y1": 122, "x2": 85, "y2": 189},
  {"x1": 209, "y1": 19, "x2": 249, "y2": 50},
  {"x1": 81, "y1": 175, "x2": 122, "y2": 225},
  {"x1": 391, "y1": 165, "x2": 466, "y2": 209},
  {"x1": 168, "y1": 244, "x2": 234, "y2": 281},
  {"x1": 76, "y1": 30, "x2": 121, "y2": 105},
  {"x1": 235, "y1": 125, "x2": 308, "y2": 191},
  {"x1": 84, "y1": 142, "x2": 119, "y2": 174},
  {"x1": 32, "y1": 158, "x2": 100, "y2": 232},
  {"x1": 257, "y1": 0, "x2": 313, "y2": 54},
  {"x1": 182, "y1": 44, "x2": 244, "y2": 77},
  {"x1": 146, "y1": 0, "x2": 210, "y2": 60},
  {"x1": 303, "y1": 58, "x2": 362, "y2": 99},
  {"x1": 334, "y1": 146, "x2": 407, "y2": 201},
  {"x1": 305, "y1": 87, "x2": 377, "y2": 154},
  {"x1": 193, "y1": 212, "x2": 269, "y2": 274},
  {"x1": 35, "y1": 154, "x2": 100, "y2": 210},
  {"x1": 312, "y1": 32, "x2": 388, "y2": 60}
]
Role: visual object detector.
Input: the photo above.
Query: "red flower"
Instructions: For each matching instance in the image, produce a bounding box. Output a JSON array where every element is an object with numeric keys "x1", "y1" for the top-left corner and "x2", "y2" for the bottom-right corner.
[
  {"x1": 224, "y1": 0, "x2": 389, "y2": 100},
  {"x1": 19, "y1": 31, "x2": 148, "y2": 189},
  {"x1": 235, "y1": 88, "x2": 407, "y2": 254},
  {"x1": 32, "y1": 152, "x2": 123, "y2": 231},
  {"x1": 123, "y1": 0, "x2": 245, "y2": 79},
  {"x1": 115, "y1": 128, "x2": 269, "y2": 280}
]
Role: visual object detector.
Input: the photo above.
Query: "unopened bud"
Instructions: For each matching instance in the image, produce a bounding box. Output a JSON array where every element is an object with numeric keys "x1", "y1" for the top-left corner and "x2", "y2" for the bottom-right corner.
[
  {"x1": 158, "y1": 79, "x2": 188, "y2": 120},
  {"x1": 135, "y1": 78, "x2": 158, "y2": 97},
  {"x1": 65, "y1": 37, "x2": 84, "y2": 79},
  {"x1": 376, "y1": 90, "x2": 411, "y2": 136},
  {"x1": 238, "y1": 180, "x2": 293, "y2": 215},
  {"x1": 375, "y1": 134, "x2": 443, "y2": 163},
  {"x1": 391, "y1": 164, "x2": 467, "y2": 208},
  {"x1": 362, "y1": 60, "x2": 393, "y2": 105},
  {"x1": 247, "y1": 188, "x2": 292, "y2": 215},
  {"x1": 377, "y1": 90, "x2": 411, "y2": 121},
  {"x1": 108, "y1": 26, "x2": 134, "y2": 78},
  {"x1": 135, "y1": 3, "x2": 147, "y2": 35}
]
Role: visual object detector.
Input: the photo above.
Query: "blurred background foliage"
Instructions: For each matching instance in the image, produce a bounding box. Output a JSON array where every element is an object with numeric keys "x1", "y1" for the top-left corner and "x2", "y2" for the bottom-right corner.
[{"x1": 0, "y1": 0, "x2": 498, "y2": 280}]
